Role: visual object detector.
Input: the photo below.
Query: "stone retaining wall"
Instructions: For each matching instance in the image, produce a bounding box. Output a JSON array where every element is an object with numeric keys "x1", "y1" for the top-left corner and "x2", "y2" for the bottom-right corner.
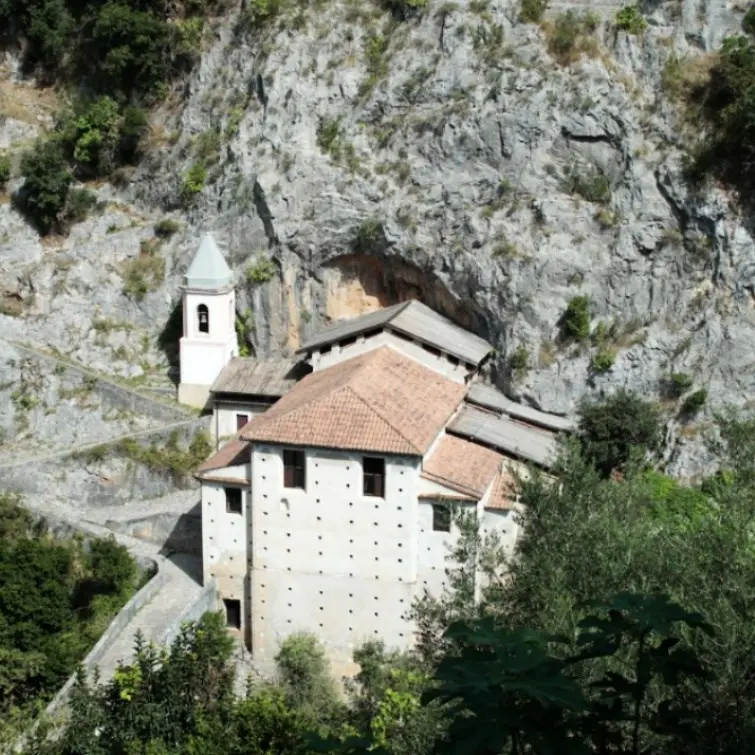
[
  {"x1": 0, "y1": 416, "x2": 211, "y2": 508},
  {"x1": 44, "y1": 564, "x2": 166, "y2": 720},
  {"x1": 5, "y1": 340, "x2": 190, "y2": 424}
]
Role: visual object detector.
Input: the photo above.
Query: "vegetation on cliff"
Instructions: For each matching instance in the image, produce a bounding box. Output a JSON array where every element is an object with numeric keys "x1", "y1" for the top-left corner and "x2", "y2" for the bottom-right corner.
[
  {"x1": 2, "y1": 0, "x2": 219, "y2": 233},
  {"x1": 0, "y1": 493, "x2": 140, "y2": 747}
]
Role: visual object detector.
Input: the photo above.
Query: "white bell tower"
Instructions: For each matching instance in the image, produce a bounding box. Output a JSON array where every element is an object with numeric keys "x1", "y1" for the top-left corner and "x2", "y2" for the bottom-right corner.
[{"x1": 178, "y1": 234, "x2": 237, "y2": 408}]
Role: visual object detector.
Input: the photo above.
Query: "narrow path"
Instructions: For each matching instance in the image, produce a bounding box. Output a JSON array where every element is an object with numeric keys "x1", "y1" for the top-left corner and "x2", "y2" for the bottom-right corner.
[
  {"x1": 3, "y1": 338, "x2": 192, "y2": 419},
  {"x1": 2, "y1": 339, "x2": 214, "y2": 686},
  {"x1": 94, "y1": 553, "x2": 203, "y2": 681},
  {"x1": 0, "y1": 416, "x2": 204, "y2": 469}
]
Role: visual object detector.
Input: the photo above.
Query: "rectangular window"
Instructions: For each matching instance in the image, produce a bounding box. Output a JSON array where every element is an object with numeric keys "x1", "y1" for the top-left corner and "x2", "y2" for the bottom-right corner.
[
  {"x1": 363, "y1": 457, "x2": 385, "y2": 498},
  {"x1": 432, "y1": 503, "x2": 451, "y2": 533},
  {"x1": 236, "y1": 413, "x2": 249, "y2": 431},
  {"x1": 283, "y1": 449, "x2": 306, "y2": 489},
  {"x1": 223, "y1": 598, "x2": 241, "y2": 629},
  {"x1": 225, "y1": 487, "x2": 242, "y2": 514}
]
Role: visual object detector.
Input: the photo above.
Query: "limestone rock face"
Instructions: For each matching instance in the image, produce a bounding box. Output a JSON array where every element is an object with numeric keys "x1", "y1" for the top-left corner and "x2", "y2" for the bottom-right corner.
[{"x1": 1, "y1": 0, "x2": 754, "y2": 477}]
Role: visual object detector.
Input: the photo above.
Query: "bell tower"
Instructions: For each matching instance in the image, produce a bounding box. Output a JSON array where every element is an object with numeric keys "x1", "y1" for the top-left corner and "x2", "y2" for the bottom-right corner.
[{"x1": 178, "y1": 234, "x2": 237, "y2": 408}]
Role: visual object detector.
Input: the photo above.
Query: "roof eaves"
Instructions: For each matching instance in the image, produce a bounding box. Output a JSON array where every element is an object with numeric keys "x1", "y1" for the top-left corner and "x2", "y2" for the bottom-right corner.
[
  {"x1": 295, "y1": 301, "x2": 412, "y2": 354},
  {"x1": 420, "y1": 470, "x2": 482, "y2": 499}
]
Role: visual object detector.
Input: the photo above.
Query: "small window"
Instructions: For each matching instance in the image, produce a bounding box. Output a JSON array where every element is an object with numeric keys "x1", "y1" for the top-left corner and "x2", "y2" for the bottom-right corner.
[
  {"x1": 197, "y1": 304, "x2": 209, "y2": 334},
  {"x1": 225, "y1": 487, "x2": 242, "y2": 514},
  {"x1": 340, "y1": 336, "x2": 357, "y2": 348},
  {"x1": 423, "y1": 344, "x2": 442, "y2": 357},
  {"x1": 363, "y1": 457, "x2": 385, "y2": 498},
  {"x1": 236, "y1": 413, "x2": 249, "y2": 431},
  {"x1": 283, "y1": 449, "x2": 306, "y2": 489},
  {"x1": 320, "y1": 345, "x2": 332, "y2": 355},
  {"x1": 223, "y1": 598, "x2": 241, "y2": 629},
  {"x1": 432, "y1": 503, "x2": 451, "y2": 532}
]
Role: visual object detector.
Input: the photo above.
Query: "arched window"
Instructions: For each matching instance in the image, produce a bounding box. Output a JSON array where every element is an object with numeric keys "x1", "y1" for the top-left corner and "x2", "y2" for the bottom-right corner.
[{"x1": 197, "y1": 304, "x2": 209, "y2": 334}]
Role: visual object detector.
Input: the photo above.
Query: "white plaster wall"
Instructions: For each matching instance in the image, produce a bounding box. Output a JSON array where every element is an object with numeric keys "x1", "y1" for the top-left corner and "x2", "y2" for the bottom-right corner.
[
  {"x1": 480, "y1": 508, "x2": 520, "y2": 558},
  {"x1": 180, "y1": 288, "x2": 237, "y2": 387},
  {"x1": 416, "y1": 500, "x2": 476, "y2": 598},
  {"x1": 201, "y1": 479, "x2": 250, "y2": 635},
  {"x1": 180, "y1": 341, "x2": 236, "y2": 386},
  {"x1": 183, "y1": 288, "x2": 236, "y2": 340},
  {"x1": 214, "y1": 402, "x2": 271, "y2": 441},
  {"x1": 311, "y1": 332, "x2": 472, "y2": 383},
  {"x1": 249, "y1": 445, "x2": 421, "y2": 665}
]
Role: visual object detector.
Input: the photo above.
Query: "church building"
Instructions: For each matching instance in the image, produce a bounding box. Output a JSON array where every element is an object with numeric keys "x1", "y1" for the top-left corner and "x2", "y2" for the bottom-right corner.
[{"x1": 179, "y1": 235, "x2": 570, "y2": 675}]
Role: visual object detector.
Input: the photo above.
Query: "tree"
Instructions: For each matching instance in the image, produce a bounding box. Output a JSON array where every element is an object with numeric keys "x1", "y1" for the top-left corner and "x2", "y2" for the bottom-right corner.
[
  {"x1": 16, "y1": 139, "x2": 72, "y2": 234},
  {"x1": 500, "y1": 439, "x2": 755, "y2": 754},
  {"x1": 428, "y1": 593, "x2": 711, "y2": 755},
  {"x1": 275, "y1": 633, "x2": 342, "y2": 723},
  {"x1": 577, "y1": 389, "x2": 661, "y2": 476}
]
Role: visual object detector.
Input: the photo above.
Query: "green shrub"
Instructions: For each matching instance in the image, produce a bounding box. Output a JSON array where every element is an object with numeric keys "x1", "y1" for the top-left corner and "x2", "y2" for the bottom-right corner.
[
  {"x1": 664, "y1": 371, "x2": 693, "y2": 399},
  {"x1": 17, "y1": 139, "x2": 72, "y2": 235},
  {"x1": 246, "y1": 257, "x2": 277, "y2": 283},
  {"x1": 591, "y1": 346, "x2": 615, "y2": 373},
  {"x1": 682, "y1": 388, "x2": 707, "y2": 416},
  {"x1": 88, "y1": 2, "x2": 174, "y2": 101},
  {"x1": 180, "y1": 162, "x2": 207, "y2": 205},
  {"x1": 196, "y1": 128, "x2": 221, "y2": 166},
  {"x1": 154, "y1": 218, "x2": 181, "y2": 238},
  {"x1": 688, "y1": 20, "x2": 755, "y2": 192},
  {"x1": 578, "y1": 389, "x2": 662, "y2": 476},
  {"x1": 360, "y1": 34, "x2": 389, "y2": 97},
  {"x1": 118, "y1": 105, "x2": 149, "y2": 164},
  {"x1": 353, "y1": 218, "x2": 385, "y2": 252},
  {"x1": 381, "y1": 0, "x2": 429, "y2": 20},
  {"x1": 561, "y1": 162, "x2": 611, "y2": 203},
  {"x1": 0, "y1": 153, "x2": 10, "y2": 189},
  {"x1": 122, "y1": 239, "x2": 165, "y2": 301},
  {"x1": 561, "y1": 295, "x2": 591, "y2": 341},
  {"x1": 519, "y1": 0, "x2": 547, "y2": 24},
  {"x1": 615, "y1": 5, "x2": 647, "y2": 34},
  {"x1": 316, "y1": 118, "x2": 342, "y2": 158},
  {"x1": 509, "y1": 344, "x2": 530, "y2": 374},
  {"x1": 548, "y1": 11, "x2": 586, "y2": 64},
  {"x1": 60, "y1": 96, "x2": 121, "y2": 177},
  {"x1": 244, "y1": 0, "x2": 283, "y2": 28},
  {"x1": 64, "y1": 188, "x2": 99, "y2": 225}
]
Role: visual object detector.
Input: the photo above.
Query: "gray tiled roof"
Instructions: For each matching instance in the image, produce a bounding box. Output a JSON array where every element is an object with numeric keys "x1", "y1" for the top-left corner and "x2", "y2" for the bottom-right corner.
[
  {"x1": 466, "y1": 383, "x2": 575, "y2": 433},
  {"x1": 297, "y1": 300, "x2": 493, "y2": 365},
  {"x1": 184, "y1": 234, "x2": 233, "y2": 289},
  {"x1": 210, "y1": 357, "x2": 306, "y2": 397},
  {"x1": 447, "y1": 404, "x2": 558, "y2": 468}
]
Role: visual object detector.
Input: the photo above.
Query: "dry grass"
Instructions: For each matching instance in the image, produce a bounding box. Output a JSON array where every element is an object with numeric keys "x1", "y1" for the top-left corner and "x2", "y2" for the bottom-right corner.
[
  {"x1": 538, "y1": 339, "x2": 556, "y2": 368},
  {"x1": 661, "y1": 52, "x2": 718, "y2": 102},
  {"x1": 0, "y1": 78, "x2": 59, "y2": 125}
]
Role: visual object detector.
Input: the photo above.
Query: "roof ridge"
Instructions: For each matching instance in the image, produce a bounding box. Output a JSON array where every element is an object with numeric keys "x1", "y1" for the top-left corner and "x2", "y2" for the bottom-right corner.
[
  {"x1": 346, "y1": 349, "x2": 448, "y2": 454},
  {"x1": 340, "y1": 383, "x2": 421, "y2": 454},
  {"x1": 388, "y1": 300, "x2": 414, "y2": 319}
]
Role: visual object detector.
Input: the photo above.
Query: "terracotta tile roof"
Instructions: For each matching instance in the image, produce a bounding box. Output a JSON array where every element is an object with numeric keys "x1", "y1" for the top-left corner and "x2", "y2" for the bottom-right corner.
[
  {"x1": 240, "y1": 347, "x2": 467, "y2": 455},
  {"x1": 197, "y1": 437, "x2": 250, "y2": 474},
  {"x1": 485, "y1": 469, "x2": 518, "y2": 510},
  {"x1": 422, "y1": 434, "x2": 504, "y2": 498}
]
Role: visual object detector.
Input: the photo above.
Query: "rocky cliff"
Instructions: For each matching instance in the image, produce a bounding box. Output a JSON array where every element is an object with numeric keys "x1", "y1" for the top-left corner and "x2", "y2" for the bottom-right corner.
[{"x1": 1, "y1": 0, "x2": 753, "y2": 477}]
